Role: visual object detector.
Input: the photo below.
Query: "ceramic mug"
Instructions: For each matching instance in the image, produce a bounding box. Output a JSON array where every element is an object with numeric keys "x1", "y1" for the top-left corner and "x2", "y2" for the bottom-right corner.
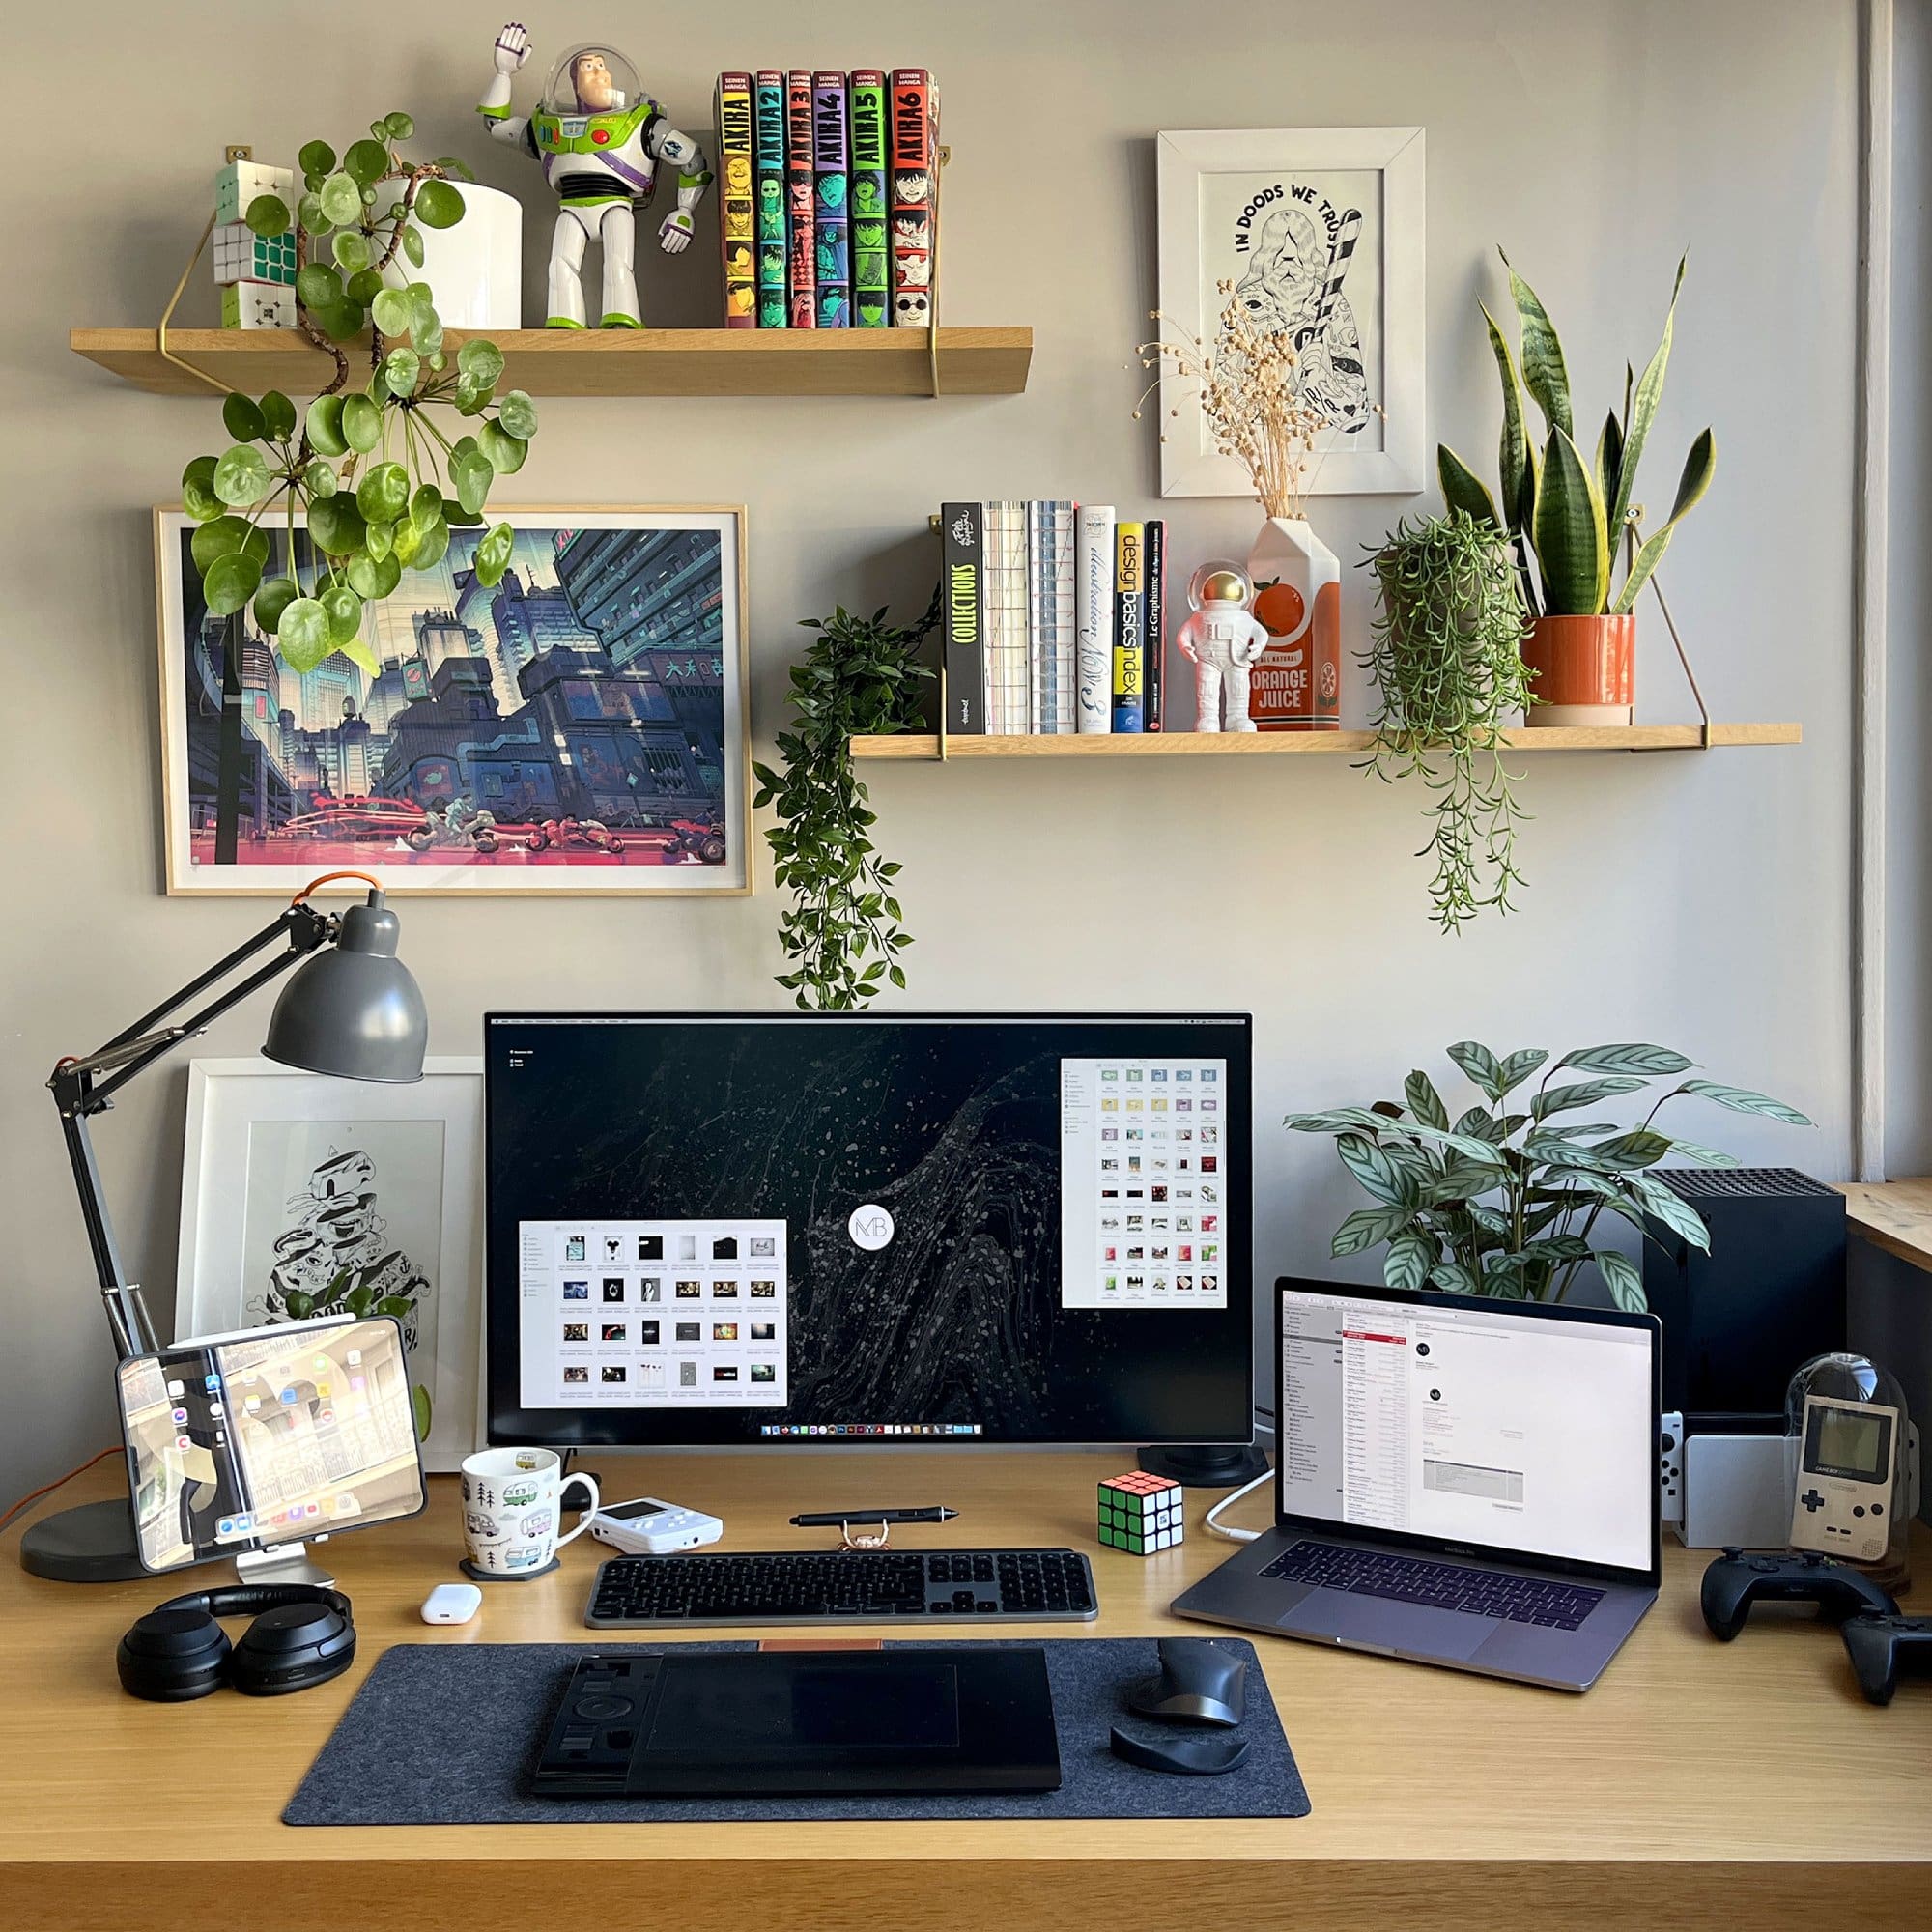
[{"x1": 459, "y1": 1447, "x2": 600, "y2": 1577}]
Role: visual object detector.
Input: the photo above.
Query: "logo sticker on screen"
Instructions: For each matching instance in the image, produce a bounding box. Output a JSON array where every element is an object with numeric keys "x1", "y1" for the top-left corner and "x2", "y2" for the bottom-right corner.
[{"x1": 849, "y1": 1204, "x2": 895, "y2": 1251}]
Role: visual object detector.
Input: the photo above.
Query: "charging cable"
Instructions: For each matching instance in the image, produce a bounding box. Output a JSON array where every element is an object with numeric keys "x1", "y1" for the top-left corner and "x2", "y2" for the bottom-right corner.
[{"x1": 1203, "y1": 1468, "x2": 1273, "y2": 1543}]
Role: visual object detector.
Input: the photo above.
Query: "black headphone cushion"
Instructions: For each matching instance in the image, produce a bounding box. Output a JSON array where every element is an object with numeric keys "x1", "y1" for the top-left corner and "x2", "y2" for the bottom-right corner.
[
  {"x1": 117, "y1": 1606, "x2": 234, "y2": 1702},
  {"x1": 228, "y1": 1600, "x2": 356, "y2": 1696}
]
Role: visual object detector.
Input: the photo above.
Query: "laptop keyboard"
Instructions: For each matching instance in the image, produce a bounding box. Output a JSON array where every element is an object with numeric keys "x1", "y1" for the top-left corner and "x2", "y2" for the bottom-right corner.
[{"x1": 1260, "y1": 1539, "x2": 1605, "y2": 1630}]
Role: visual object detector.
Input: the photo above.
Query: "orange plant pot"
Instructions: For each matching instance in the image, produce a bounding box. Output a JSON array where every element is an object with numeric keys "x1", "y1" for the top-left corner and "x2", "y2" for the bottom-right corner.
[{"x1": 1521, "y1": 614, "x2": 1634, "y2": 726}]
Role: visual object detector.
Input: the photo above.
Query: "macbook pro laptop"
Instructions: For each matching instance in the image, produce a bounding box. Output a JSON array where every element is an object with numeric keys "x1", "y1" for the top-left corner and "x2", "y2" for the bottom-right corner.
[{"x1": 1172, "y1": 1277, "x2": 1661, "y2": 1691}]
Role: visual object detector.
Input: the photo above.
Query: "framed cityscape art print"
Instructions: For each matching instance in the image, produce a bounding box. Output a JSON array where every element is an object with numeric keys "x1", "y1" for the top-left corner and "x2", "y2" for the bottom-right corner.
[
  {"x1": 154, "y1": 506, "x2": 751, "y2": 895},
  {"x1": 1155, "y1": 127, "x2": 1426, "y2": 497}
]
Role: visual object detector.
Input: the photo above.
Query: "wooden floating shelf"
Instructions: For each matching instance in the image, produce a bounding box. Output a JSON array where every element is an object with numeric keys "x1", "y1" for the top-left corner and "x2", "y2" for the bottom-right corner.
[
  {"x1": 850, "y1": 723, "x2": 1803, "y2": 759},
  {"x1": 69, "y1": 326, "x2": 1034, "y2": 399}
]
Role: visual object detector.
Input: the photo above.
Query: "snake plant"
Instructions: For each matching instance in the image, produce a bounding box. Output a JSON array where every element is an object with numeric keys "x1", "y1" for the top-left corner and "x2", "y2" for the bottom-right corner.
[{"x1": 1438, "y1": 250, "x2": 1715, "y2": 618}]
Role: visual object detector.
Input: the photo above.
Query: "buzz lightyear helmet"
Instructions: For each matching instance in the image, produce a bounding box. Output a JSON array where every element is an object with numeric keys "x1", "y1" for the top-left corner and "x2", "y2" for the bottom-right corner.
[
  {"x1": 543, "y1": 43, "x2": 639, "y2": 114},
  {"x1": 1187, "y1": 560, "x2": 1254, "y2": 610}
]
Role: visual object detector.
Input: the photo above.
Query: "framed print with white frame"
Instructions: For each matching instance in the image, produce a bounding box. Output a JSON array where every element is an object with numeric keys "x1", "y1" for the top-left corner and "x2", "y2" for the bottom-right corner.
[
  {"x1": 154, "y1": 506, "x2": 751, "y2": 895},
  {"x1": 1155, "y1": 127, "x2": 1426, "y2": 497},
  {"x1": 177, "y1": 1056, "x2": 484, "y2": 1471}
]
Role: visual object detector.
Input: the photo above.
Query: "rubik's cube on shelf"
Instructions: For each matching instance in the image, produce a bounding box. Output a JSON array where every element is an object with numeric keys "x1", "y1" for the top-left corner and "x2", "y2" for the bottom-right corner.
[
  {"x1": 212, "y1": 158, "x2": 298, "y2": 329},
  {"x1": 1096, "y1": 1471, "x2": 1184, "y2": 1555}
]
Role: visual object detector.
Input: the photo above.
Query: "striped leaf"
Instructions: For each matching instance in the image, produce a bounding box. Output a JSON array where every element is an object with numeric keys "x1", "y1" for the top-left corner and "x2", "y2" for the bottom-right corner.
[
  {"x1": 1430, "y1": 1261, "x2": 1481, "y2": 1294},
  {"x1": 1629, "y1": 1172, "x2": 1712, "y2": 1253},
  {"x1": 1556, "y1": 1043, "x2": 1693, "y2": 1076},
  {"x1": 1383, "y1": 1233, "x2": 1435, "y2": 1292},
  {"x1": 1337, "y1": 1132, "x2": 1419, "y2": 1208},
  {"x1": 1446, "y1": 1039, "x2": 1505, "y2": 1100},
  {"x1": 1454, "y1": 1105, "x2": 1504, "y2": 1141},
  {"x1": 1331, "y1": 1203, "x2": 1420, "y2": 1258},
  {"x1": 1610, "y1": 428, "x2": 1716, "y2": 615},
  {"x1": 1605, "y1": 254, "x2": 1686, "y2": 571},
  {"x1": 1584, "y1": 1128, "x2": 1674, "y2": 1169},
  {"x1": 1673, "y1": 1078, "x2": 1812, "y2": 1127},
  {"x1": 1596, "y1": 408, "x2": 1625, "y2": 544},
  {"x1": 1531, "y1": 1075, "x2": 1646, "y2": 1120},
  {"x1": 1531, "y1": 426, "x2": 1609, "y2": 615},
  {"x1": 1404, "y1": 1069, "x2": 1451, "y2": 1131},
  {"x1": 1494, "y1": 1048, "x2": 1549, "y2": 1095},
  {"x1": 1500, "y1": 250, "x2": 1573, "y2": 439},
  {"x1": 1285, "y1": 1107, "x2": 1398, "y2": 1135},
  {"x1": 1438, "y1": 445, "x2": 1501, "y2": 527},
  {"x1": 1593, "y1": 1249, "x2": 1646, "y2": 1313},
  {"x1": 1656, "y1": 1139, "x2": 1743, "y2": 1168},
  {"x1": 1481, "y1": 298, "x2": 1536, "y2": 532}
]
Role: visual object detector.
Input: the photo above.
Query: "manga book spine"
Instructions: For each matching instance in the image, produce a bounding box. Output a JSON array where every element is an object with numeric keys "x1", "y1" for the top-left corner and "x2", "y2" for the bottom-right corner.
[
  {"x1": 888, "y1": 69, "x2": 935, "y2": 327},
  {"x1": 753, "y1": 70, "x2": 788, "y2": 327},
  {"x1": 784, "y1": 70, "x2": 816, "y2": 328},
  {"x1": 810, "y1": 71, "x2": 850, "y2": 328},
  {"x1": 714, "y1": 72, "x2": 755, "y2": 328},
  {"x1": 847, "y1": 69, "x2": 890, "y2": 327}
]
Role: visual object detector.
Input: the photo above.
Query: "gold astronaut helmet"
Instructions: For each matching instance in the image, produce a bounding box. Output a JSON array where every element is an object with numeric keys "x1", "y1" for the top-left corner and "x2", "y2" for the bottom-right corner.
[
  {"x1": 1186, "y1": 560, "x2": 1254, "y2": 611},
  {"x1": 543, "y1": 43, "x2": 640, "y2": 114}
]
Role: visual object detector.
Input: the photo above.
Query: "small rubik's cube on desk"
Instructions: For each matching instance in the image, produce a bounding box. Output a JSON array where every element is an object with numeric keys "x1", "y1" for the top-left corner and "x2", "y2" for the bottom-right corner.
[
  {"x1": 1096, "y1": 1471, "x2": 1184, "y2": 1555},
  {"x1": 213, "y1": 158, "x2": 298, "y2": 329}
]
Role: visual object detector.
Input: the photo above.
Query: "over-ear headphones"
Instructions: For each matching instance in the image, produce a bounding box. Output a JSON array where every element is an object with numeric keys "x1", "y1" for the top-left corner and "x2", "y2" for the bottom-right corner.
[{"x1": 117, "y1": 1584, "x2": 355, "y2": 1701}]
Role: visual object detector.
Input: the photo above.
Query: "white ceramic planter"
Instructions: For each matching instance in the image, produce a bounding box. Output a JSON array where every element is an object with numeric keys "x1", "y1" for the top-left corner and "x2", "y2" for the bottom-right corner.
[{"x1": 384, "y1": 182, "x2": 524, "y2": 328}]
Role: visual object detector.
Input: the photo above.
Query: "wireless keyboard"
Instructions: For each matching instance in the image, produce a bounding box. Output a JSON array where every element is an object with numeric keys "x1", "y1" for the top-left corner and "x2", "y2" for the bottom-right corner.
[{"x1": 584, "y1": 1547, "x2": 1099, "y2": 1628}]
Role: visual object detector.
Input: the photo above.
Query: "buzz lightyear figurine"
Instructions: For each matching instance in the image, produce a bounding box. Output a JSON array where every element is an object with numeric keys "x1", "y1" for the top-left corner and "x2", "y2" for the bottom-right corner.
[
  {"x1": 1176, "y1": 563, "x2": 1271, "y2": 733},
  {"x1": 478, "y1": 22, "x2": 713, "y2": 328}
]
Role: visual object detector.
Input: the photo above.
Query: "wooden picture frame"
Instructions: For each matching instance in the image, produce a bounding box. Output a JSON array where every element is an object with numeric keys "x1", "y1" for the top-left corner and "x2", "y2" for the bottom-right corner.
[
  {"x1": 155, "y1": 505, "x2": 752, "y2": 895},
  {"x1": 1155, "y1": 127, "x2": 1427, "y2": 497}
]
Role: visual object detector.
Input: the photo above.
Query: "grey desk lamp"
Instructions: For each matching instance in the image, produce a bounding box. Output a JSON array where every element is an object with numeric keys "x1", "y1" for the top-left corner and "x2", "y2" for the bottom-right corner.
[{"x1": 26, "y1": 871, "x2": 428, "y2": 1582}]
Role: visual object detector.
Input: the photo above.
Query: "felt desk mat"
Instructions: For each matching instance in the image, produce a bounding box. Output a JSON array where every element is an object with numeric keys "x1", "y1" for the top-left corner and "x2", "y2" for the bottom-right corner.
[{"x1": 284, "y1": 1636, "x2": 1309, "y2": 1825}]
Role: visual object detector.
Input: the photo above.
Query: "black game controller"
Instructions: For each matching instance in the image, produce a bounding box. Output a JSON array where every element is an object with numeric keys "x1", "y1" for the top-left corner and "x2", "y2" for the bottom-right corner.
[
  {"x1": 1842, "y1": 1614, "x2": 1932, "y2": 1705},
  {"x1": 1699, "y1": 1547, "x2": 1899, "y2": 1641}
]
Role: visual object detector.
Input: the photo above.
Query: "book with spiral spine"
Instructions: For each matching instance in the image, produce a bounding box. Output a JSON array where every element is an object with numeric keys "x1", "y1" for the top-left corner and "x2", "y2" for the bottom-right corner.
[
  {"x1": 847, "y1": 69, "x2": 891, "y2": 327},
  {"x1": 810, "y1": 71, "x2": 850, "y2": 327},
  {"x1": 753, "y1": 69, "x2": 788, "y2": 327},
  {"x1": 784, "y1": 70, "x2": 816, "y2": 328},
  {"x1": 714, "y1": 71, "x2": 755, "y2": 328},
  {"x1": 888, "y1": 69, "x2": 937, "y2": 327}
]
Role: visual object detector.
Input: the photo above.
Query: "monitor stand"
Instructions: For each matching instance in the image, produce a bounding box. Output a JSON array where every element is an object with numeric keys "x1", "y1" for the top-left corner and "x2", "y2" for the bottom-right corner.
[
  {"x1": 236, "y1": 1540, "x2": 336, "y2": 1589},
  {"x1": 1137, "y1": 1443, "x2": 1270, "y2": 1488},
  {"x1": 17, "y1": 1496, "x2": 149, "y2": 1583}
]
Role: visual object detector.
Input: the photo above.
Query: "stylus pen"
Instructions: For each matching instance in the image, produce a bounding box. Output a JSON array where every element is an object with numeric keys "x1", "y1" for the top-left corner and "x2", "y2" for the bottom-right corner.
[{"x1": 789, "y1": 1506, "x2": 959, "y2": 1526}]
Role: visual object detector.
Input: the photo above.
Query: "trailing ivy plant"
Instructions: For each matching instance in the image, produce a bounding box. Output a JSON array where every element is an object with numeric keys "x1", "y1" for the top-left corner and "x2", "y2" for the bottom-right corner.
[
  {"x1": 1287, "y1": 1040, "x2": 1810, "y2": 1310},
  {"x1": 181, "y1": 110, "x2": 539, "y2": 676},
  {"x1": 1361, "y1": 513, "x2": 1536, "y2": 933},
  {"x1": 752, "y1": 595, "x2": 937, "y2": 1009}
]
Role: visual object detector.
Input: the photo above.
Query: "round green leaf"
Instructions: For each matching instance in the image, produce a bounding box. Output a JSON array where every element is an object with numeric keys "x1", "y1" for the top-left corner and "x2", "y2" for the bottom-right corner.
[
  {"x1": 370, "y1": 288, "x2": 413, "y2": 338},
  {"x1": 344, "y1": 138, "x2": 390, "y2": 187},
  {"x1": 276, "y1": 597, "x2": 332, "y2": 672},
  {"x1": 252, "y1": 575, "x2": 299, "y2": 634},
  {"x1": 413, "y1": 179, "x2": 464, "y2": 229},
  {"x1": 401, "y1": 224, "x2": 425, "y2": 268},
  {"x1": 313, "y1": 299, "x2": 366, "y2": 344},
  {"x1": 363, "y1": 516, "x2": 394, "y2": 561},
  {"x1": 392, "y1": 514, "x2": 422, "y2": 565},
  {"x1": 213, "y1": 444, "x2": 270, "y2": 506},
  {"x1": 449, "y1": 447, "x2": 493, "y2": 519},
  {"x1": 477, "y1": 420, "x2": 526, "y2": 473},
  {"x1": 203, "y1": 549, "x2": 264, "y2": 616},
  {"x1": 303, "y1": 458, "x2": 338, "y2": 497},
  {"x1": 332, "y1": 229, "x2": 372, "y2": 274},
  {"x1": 181, "y1": 455, "x2": 223, "y2": 522},
  {"x1": 411, "y1": 483, "x2": 444, "y2": 530},
  {"x1": 356, "y1": 460, "x2": 410, "y2": 525},
  {"x1": 346, "y1": 268, "x2": 384, "y2": 304},
  {"x1": 409, "y1": 306, "x2": 443, "y2": 356},
  {"x1": 298, "y1": 139, "x2": 336, "y2": 177},
  {"x1": 413, "y1": 515, "x2": 451, "y2": 570},
  {"x1": 382, "y1": 347, "x2": 420, "y2": 397},
  {"x1": 296, "y1": 262, "x2": 344, "y2": 310},
  {"x1": 191, "y1": 514, "x2": 253, "y2": 573},
  {"x1": 347, "y1": 547, "x2": 403, "y2": 600},
  {"x1": 221, "y1": 392, "x2": 265, "y2": 443},
  {"x1": 443, "y1": 497, "x2": 484, "y2": 526},
  {"x1": 472, "y1": 521, "x2": 515, "y2": 588},
  {"x1": 434, "y1": 156, "x2": 476, "y2": 183},
  {"x1": 384, "y1": 111, "x2": 415, "y2": 140},
  {"x1": 305, "y1": 394, "x2": 348, "y2": 457},
  {"x1": 496, "y1": 388, "x2": 537, "y2": 440},
  {"x1": 340, "y1": 393, "x2": 382, "y2": 453},
  {"x1": 320, "y1": 581, "x2": 363, "y2": 644},
  {"x1": 244, "y1": 193, "x2": 290, "y2": 238},
  {"x1": 317, "y1": 171, "x2": 362, "y2": 225},
  {"x1": 258, "y1": 390, "x2": 297, "y2": 441},
  {"x1": 455, "y1": 338, "x2": 504, "y2": 387},
  {"x1": 308, "y1": 494, "x2": 368, "y2": 556},
  {"x1": 297, "y1": 192, "x2": 328, "y2": 236}
]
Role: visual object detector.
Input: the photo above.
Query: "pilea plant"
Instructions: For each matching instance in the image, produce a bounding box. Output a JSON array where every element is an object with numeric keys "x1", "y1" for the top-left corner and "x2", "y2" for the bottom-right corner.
[
  {"x1": 180, "y1": 110, "x2": 538, "y2": 676},
  {"x1": 1287, "y1": 1040, "x2": 1809, "y2": 1310},
  {"x1": 1361, "y1": 513, "x2": 1536, "y2": 933},
  {"x1": 753, "y1": 595, "x2": 937, "y2": 1009}
]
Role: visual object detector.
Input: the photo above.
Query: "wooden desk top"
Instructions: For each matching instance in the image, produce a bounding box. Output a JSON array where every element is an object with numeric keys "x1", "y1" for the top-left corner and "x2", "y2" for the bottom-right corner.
[
  {"x1": 1840, "y1": 1177, "x2": 1932, "y2": 1274},
  {"x1": 2, "y1": 1454, "x2": 1927, "y2": 1932}
]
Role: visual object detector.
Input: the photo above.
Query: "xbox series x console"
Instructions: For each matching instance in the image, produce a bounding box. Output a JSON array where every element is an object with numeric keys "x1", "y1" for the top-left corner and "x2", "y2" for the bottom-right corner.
[{"x1": 1641, "y1": 1168, "x2": 1845, "y2": 1428}]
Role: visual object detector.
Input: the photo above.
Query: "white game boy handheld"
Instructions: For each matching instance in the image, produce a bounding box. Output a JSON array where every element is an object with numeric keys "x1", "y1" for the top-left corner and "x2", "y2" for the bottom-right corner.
[
  {"x1": 588, "y1": 1497, "x2": 724, "y2": 1556},
  {"x1": 1789, "y1": 1394, "x2": 1899, "y2": 1563}
]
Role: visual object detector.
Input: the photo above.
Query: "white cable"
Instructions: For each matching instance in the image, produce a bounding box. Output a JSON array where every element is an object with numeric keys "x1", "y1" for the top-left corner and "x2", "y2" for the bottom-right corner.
[{"x1": 1204, "y1": 1467, "x2": 1274, "y2": 1543}]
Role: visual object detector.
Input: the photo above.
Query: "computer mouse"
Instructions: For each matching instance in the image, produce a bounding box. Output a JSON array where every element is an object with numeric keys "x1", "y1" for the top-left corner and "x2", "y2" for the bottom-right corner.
[{"x1": 1128, "y1": 1636, "x2": 1247, "y2": 1727}]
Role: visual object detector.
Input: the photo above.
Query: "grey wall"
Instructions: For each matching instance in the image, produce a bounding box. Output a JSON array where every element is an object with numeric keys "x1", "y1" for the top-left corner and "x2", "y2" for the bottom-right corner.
[{"x1": 2, "y1": 1, "x2": 1861, "y2": 1492}]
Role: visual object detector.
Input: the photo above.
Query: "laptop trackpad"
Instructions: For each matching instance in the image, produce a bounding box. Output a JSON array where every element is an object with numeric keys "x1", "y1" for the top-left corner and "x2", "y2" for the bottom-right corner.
[{"x1": 1283, "y1": 1588, "x2": 1492, "y2": 1661}]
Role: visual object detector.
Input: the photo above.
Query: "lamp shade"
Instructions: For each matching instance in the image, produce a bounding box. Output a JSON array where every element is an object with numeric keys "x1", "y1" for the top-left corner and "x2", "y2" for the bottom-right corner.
[{"x1": 262, "y1": 890, "x2": 427, "y2": 1082}]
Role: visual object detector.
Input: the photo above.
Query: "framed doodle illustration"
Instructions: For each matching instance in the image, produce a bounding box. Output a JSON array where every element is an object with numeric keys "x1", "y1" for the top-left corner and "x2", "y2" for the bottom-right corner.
[
  {"x1": 1155, "y1": 127, "x2": 1426, "y2": 497},
  {"x1": 155, "y1": 506, "x2": 751, "y2": 895}
]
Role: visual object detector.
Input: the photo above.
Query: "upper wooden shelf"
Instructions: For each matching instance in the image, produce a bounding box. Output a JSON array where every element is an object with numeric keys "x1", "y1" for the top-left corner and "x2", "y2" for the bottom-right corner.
[
  {"x1": 850, "y1": 723, "x2": 1803, "y2": 759},
  {"x1": 69, "y1": 326, "x2": 1034, "y2": 399},
  {"x1": 1839, "y1": 1178, "x2": 1932, "y2": 1276}
]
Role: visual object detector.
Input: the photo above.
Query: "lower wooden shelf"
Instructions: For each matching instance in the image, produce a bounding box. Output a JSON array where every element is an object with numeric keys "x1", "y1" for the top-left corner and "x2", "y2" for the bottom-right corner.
[{"x1": 849, "y1": 723, "x2": 1803, "y2": 759}]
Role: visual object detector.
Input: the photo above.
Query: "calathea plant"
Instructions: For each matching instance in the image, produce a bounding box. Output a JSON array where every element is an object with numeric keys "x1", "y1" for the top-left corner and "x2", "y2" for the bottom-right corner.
[
  {"x1": 1436, "y1": 250, "x2": 1713, "y2": 618},
  {"x1": 1361, "y1": 514, "x2": 1535, "y2": 933},
  {"x1": 752, "y1": 595, "x2": 936, "y2": 1009},
  {"x1": 181, "y1": 111, "x2": 538, "y2": 676},
  {"x1": 1287, "y1": 1040, "x2": 1809, "y2": 1310}
]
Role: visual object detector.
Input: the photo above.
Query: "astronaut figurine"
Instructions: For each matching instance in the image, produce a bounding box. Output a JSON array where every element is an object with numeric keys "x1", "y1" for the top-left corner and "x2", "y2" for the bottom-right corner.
[
  {"x1": 1175, "y1": 563, "x2": 1271, "y2": 733},
  {"x1": 478, "y1": 22, "x2": 713, "y2": 328}
]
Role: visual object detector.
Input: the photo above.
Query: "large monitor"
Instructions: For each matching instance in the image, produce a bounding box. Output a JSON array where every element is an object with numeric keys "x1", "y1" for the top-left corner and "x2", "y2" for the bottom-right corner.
[{"x1": 484, "y1": 1012, "x2": 1254, "y2": 1449}]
